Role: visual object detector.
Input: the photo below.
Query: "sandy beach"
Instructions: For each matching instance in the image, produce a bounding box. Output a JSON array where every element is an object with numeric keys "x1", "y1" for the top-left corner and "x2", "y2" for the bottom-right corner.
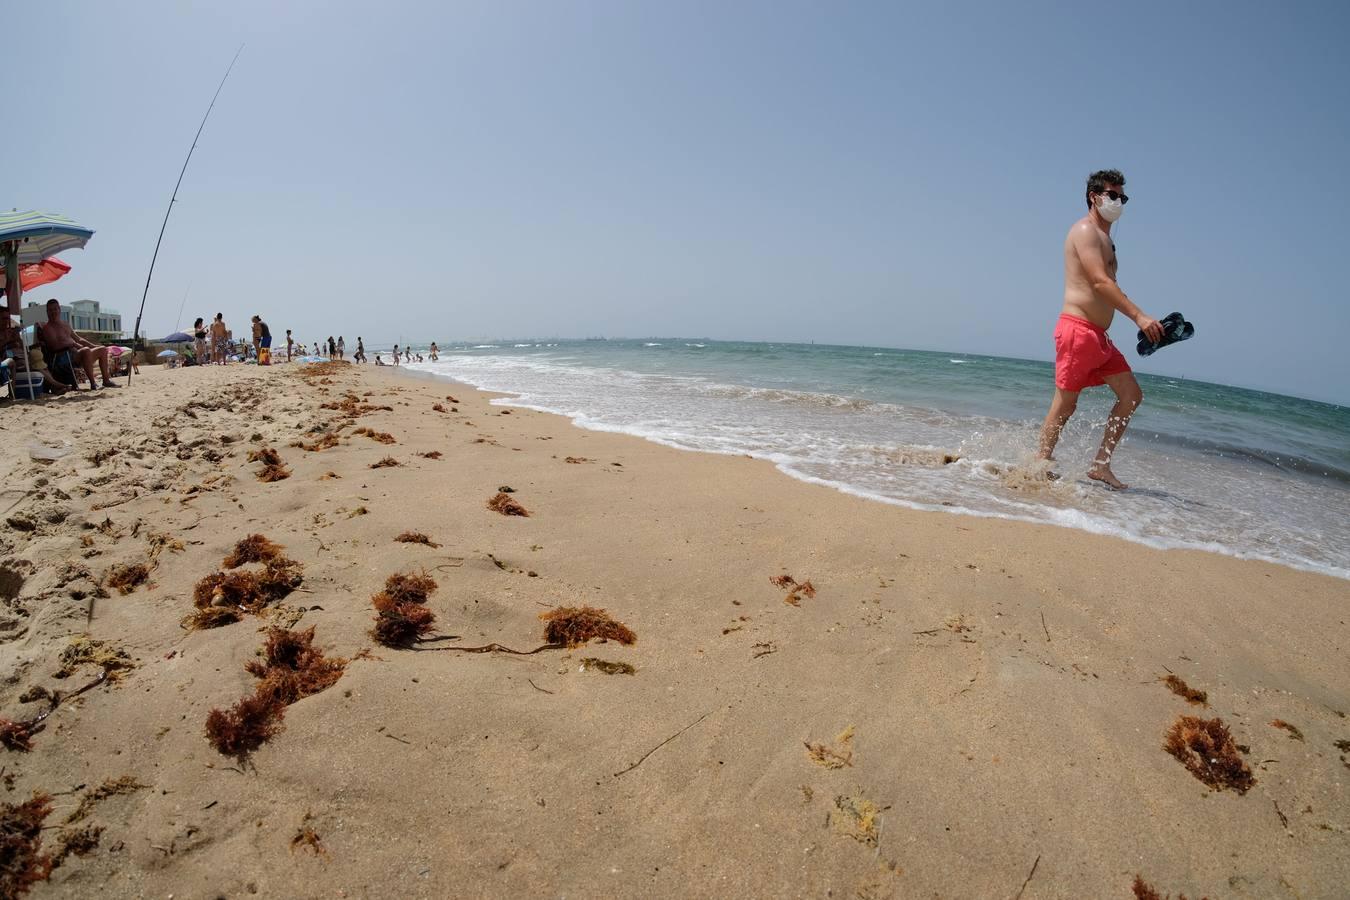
[{"x1": 0, "y1": 360, "x2": 1346, "y2": 899}]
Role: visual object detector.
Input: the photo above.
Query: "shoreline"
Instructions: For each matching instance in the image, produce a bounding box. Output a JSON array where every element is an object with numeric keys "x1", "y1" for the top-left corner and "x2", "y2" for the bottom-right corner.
[
  {"x1": 394, "y1": 361, "x2": 1350, "y2": 582},
  {"x1": 1, "y1": 361, "x2": 1345, "y2": 897}
]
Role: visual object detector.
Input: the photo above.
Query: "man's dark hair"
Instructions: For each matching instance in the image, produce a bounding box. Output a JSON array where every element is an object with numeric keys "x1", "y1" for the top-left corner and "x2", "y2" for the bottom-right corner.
[
  {"x1": 1086, "y1": 169, "x2": 1125, "y2": 208},
  {"x1": 1085, "y1": 170, "x2": 1128, "y2": 209}
]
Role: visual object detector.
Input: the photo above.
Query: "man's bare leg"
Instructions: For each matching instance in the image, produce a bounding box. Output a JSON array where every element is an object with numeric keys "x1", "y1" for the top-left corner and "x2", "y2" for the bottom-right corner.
[
  {"x1": 1037, "y1": 388, "x2": 1079, "y2": 468},
  {"x1": 91, "y1": 347, "x2": 116, "y2": 386},
  {"x1": 74, "y1": 349, "x2": 98, "y2": 389},
  {"x1": 1087, "y1": 372, "x2": 1143, "y2": 490}
]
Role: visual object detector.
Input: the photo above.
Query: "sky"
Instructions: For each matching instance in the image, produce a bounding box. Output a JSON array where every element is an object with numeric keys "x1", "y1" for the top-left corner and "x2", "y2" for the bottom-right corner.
[{"x1": 7, "y1": 1, "x2": 1349, "y2": 405}]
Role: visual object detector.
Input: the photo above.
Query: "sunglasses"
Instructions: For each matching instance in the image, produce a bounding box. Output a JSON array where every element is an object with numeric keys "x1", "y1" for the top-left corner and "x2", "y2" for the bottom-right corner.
[{"x1": 1095, "y1": 189, "x2": 1129, "y2": 204}]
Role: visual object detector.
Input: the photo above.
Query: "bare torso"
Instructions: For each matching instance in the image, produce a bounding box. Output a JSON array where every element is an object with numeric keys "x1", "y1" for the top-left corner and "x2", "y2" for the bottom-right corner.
[
  {"x1": 1062, "y1": 215, "x2": 1118, "y2": 329},
  {"x1": 40, "y1": 319, "x2": 80, "y2": 352}
]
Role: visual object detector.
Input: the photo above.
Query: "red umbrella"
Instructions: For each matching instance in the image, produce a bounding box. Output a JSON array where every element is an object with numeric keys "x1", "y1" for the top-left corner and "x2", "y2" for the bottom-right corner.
[{"x1": 0, "y1": 256, "x2": 70, "y2": 298}]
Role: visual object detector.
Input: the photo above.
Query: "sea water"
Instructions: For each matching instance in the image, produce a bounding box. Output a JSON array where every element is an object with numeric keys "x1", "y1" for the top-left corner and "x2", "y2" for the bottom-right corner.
[{"x1": 403, "y1": 339, "x2": 1350, "y2": 580}]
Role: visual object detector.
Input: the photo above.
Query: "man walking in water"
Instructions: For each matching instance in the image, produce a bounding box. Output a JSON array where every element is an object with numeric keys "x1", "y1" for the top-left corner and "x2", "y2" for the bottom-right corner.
[{"x1": 1038, "y1": 170, "x2": 1164, "y2": 490}]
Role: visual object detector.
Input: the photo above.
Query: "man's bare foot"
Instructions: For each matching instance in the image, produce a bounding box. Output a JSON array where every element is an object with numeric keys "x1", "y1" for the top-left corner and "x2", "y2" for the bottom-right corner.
[
  {"x1": 101, "y1": 380, "x2": 120, "y2": 388},
  {"x1": 1087, "y1": 465, "x2": 1128, "y2": 490}
]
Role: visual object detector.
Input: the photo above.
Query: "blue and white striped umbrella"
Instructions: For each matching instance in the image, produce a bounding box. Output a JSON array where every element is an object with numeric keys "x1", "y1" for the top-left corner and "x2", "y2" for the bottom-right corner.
[{"x1": 0, "y1": 210, "x2": 95, "y2": 265}]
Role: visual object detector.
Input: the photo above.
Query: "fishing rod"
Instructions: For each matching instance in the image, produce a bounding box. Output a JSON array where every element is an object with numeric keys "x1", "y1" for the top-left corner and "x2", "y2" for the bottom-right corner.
[
  {"x1": 128, "y1": 45, "x2": 243, "y2": 386},
  {"x1": 173, "y1": 281, "x2": 192, "y2": 331}
]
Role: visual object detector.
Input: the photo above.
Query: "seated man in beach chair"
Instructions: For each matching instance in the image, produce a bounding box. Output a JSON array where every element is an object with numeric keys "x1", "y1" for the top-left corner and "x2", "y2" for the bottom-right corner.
[
  {"x1": 36, "y1": 298, "x2": 118, "y2": 389},
  {"x1": 1, "y1": 316, "x2": 71, "y2": 396}
]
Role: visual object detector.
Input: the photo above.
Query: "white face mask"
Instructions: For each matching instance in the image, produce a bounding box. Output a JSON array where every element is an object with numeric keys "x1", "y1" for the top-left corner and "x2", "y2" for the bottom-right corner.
[{"x1": 1095, "y1": 193, "x2": 1124, "y2": 223}]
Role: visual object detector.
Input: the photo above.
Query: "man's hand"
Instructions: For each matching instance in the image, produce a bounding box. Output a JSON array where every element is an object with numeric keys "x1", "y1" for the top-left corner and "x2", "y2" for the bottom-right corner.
[{"x1": 1136, "y1": 314, "x2": 1164, "y2": 344}]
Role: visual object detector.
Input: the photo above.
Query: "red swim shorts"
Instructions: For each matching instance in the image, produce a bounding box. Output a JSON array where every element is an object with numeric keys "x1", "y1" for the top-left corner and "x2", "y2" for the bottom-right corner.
[{"x1": 1053, "y1": 314, "x2": 1131, "y2": 391}]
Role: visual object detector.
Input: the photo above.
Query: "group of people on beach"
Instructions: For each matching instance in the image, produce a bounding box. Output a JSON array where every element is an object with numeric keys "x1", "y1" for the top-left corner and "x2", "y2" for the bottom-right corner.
[{"x1": 374, "y1": 342, "x2": 437, "y2": 366}]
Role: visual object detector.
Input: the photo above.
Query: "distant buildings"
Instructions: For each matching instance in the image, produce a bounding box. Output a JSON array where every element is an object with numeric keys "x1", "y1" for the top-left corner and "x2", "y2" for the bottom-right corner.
[{"x1": 20, "y1": 299, "x2": 122, "y2": 341}]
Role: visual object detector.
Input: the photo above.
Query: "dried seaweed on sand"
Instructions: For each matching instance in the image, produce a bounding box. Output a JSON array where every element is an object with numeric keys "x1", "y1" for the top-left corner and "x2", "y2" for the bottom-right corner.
[
  {"x1": 52, "y1": 825, "x2": 102, "y2": 867},
  {"x1": 1131, "y1": 874, "x2": 1205, "y2": 900},
  {"x1": 829, "y1": 791, "x2": 880, "y2": 846},
  {"x1": 581, "y1": 658, "x2": 636, "y2": 675},
  {"x1": 770, "y1": 574, "x2": 816, "y2": 606},
  {"x1": 54, "y1": 638, "x2": 137, "y2": 681},
  {"x1": 1, "y1": 670, "x2": 113, "y2": 752},
  {"x1": 487, "y1": 492, "x2": 529, "y2": 516},
  {"x1": 183, "y1": 607, "x2": 242, "y2": 630},
  {"x1": 1163, "y1": 715, "x2": 1254, "y2": 793},
  {"x1": 247, "y1": 447, "x2": 283, "y2": 466},
  {"x1": 1270, "y1": 719, "x2": 1305, "y2": 741},
  {"x1": 369, "y1": 456, "x2": 399, "y2": 469},
  {"x1": 395, "y1": 531, "x2": 441, "y2": 548},
  {"x1": 248, "y1": 447, "x2": 291, "y2": 481},
  {"x1": 1162, "y1": 675, "x2": 1208, "y2": 706},
  {"x1": 290, "y1": 433, "x2": 341, "y2": 452},
  {"x1": 805, "y1": 725, "x2": 855, "y2": 769},
  {"x1": 370, "y1": 573, "x2": 441, "y2": 648},
  {"x1": 193, "y1": 559, "x2": 303, "y2": 614},
  {"x1": 431, "y1": 403, "x2": 447, "y2": 413},
  {"x1": 246, "y1": 627, "x2": 346, "y2": 707},
  {"x1": 64, "y1": 776, "x2": 146, "y2": 825},
  {"x1": 354, "y1": 427, "x2": 396, "y2": 444},
  {"x1": 374, "y1": 573, "x2": 437, "y2": 607},
  {"x1": 539, "y1": 606, "x2": 635, "y2": 648},
  {"x1": 418, "y1": 451, "x2": 443, "y2": 459},
  {"x1": 204, "y1": 693, "x2": 284, "y2": 759},
  {"x1": 371, "y1": 602, "x2": 438, "y2": 648},
  {"x1": 104, "y1": 562, "x2": 150, "y2": 595},
  {"x1": 258, "y1": 462, "x2": 291, "y2": 482},
  {"x1": 0, "y1": 793, "x2": 53, "y2": 896},
  {"x1": 224, "y1": 534, "x2": 283, "y2": 569},
  {"x1": 318, "y1": 390, "x2": 392, "y2": 416},
  {"x1": 290, "y1": 813, "x2": 327, "y2": 857}
]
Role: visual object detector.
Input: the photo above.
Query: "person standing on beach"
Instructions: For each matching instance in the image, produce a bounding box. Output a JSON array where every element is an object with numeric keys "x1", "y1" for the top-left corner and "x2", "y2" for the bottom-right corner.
[
  {"x1": 429, "y1": 342, "x2": 438, "y2": 361},
  {"x1": 286, "y1": 329, "x2": 294, "y2": 362},
  {"x1": 1037, "y1": 170, "x2": 1164, "y2": 490},
  {"x1": 255, "y1": 316, "x2": 273, "y2": 365},
  {"x1": 193, "y1": 317, "x2": 208, "y2": 364},
  {"x1": 210, "y1": 313, "x2": 228, "y2": 365},
  {"x1": 355, "y1": 336, "x2": 365, "y2": 363},
  {"x1": 392, "y1": 344, "x2": 400, "y2": 365},
  {"x1": 337, "y1": 335, "x2": 345, "y2": 360}
]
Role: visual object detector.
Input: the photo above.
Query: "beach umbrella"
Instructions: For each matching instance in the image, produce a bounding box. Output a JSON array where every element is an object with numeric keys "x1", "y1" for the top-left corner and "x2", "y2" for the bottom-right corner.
[
  {"x1": 0, "y1": 257, "x2": 71, "y2": 298},
  {"x1": 1, "y1": 210, "x2": 95, "y2": 316},
  {"x1": 160, "y1": 331, "x2": 193, "y2": 343},
  {"x1": 157, "y1": 349, "x2": 178, "y2": 358}
]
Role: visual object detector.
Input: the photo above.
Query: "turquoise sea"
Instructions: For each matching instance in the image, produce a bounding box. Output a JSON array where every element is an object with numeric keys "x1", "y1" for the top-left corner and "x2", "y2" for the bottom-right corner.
[{"x1": 404, "y1": 339, "x2": 1350, "y2": 580}]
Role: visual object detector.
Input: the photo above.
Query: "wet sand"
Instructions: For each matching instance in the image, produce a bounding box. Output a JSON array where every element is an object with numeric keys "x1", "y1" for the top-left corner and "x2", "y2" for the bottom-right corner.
[{"x1": 1, "y1": 361, "x2": 1346, "y2": 898}]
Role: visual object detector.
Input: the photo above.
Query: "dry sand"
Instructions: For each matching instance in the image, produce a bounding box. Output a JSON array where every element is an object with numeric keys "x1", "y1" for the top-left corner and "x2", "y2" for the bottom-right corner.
[{"x1": 0, "y1": 361, "x2": 1346, "y2": 899}]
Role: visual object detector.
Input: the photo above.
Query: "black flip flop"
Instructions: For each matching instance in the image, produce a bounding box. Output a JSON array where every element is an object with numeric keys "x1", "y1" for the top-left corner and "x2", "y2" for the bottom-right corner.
[{"x1": 1137, "y1": 311, "x2": 1195, "y2": 357}]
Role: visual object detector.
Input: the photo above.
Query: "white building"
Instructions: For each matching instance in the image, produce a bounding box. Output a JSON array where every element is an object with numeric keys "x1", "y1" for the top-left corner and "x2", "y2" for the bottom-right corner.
[{"x1": 21, "y1": 299, "x2": 122, "y2": 341}]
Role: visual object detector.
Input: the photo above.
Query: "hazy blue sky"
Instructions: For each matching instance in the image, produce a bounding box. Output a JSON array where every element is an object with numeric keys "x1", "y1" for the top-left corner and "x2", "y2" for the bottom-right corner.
[{"x1": 9, "y1": 1, "x2": 1349, "y2": 403}]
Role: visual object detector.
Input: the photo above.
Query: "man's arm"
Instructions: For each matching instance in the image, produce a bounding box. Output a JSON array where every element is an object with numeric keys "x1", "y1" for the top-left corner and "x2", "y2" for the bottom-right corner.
[{"x1": 1072, "y1": 224, "x2": 1164, "y2": 343}]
